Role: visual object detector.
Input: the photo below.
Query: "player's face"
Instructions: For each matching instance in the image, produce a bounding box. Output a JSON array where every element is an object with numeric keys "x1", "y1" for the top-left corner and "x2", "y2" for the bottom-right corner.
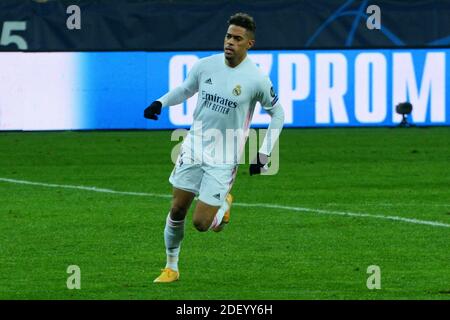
[{"x1": 224, "y1": 25, "x2": 254, "y2": 66}]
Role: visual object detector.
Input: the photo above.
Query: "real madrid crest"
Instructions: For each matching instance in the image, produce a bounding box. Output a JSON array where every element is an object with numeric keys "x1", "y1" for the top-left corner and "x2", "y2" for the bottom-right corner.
[{"x1": 232, "y1": 85, "x2": 241, "y2": 96}]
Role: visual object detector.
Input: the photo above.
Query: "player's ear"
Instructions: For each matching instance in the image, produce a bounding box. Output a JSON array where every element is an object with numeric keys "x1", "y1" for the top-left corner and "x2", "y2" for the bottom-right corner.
[{"x1": 248, "y1": 39, "x2": 255, "y2": 50}]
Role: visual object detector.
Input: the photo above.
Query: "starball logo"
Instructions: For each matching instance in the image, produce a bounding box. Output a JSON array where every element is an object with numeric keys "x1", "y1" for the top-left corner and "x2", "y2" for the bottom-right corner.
[{"x1": 200, "y1": 90, "x2": 238, "y2": 115}]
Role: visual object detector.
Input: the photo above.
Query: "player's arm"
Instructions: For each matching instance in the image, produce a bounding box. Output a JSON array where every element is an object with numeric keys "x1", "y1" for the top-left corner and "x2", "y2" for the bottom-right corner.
[
  {"x1": 250, "y1": 78, "x2": 285, "y2": 176},
  {"x1": 144, "y1": 61, "x2": 201, "y2": 120}
]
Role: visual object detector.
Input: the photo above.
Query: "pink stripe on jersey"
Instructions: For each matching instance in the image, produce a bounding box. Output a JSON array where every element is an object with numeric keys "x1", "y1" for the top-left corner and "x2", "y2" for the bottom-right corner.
[
  {"x1": 237, "y1": 109, "x2": 254, "y2": 161},
  {"x1": 226, "y1": 165, "x2": 238, "y2": 195}
]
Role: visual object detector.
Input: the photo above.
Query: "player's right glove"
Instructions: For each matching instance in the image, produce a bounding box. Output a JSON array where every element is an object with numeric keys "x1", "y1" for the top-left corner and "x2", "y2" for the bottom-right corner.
[
  {"x1": 249, "y1": 152, "x2": 269, "y2": 176},
  {"x1": 144, "y1": 101, "x2": 162, "y2": 120}
]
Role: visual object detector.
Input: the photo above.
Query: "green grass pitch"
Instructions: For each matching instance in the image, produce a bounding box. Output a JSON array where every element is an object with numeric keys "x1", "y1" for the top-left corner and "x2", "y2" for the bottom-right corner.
[{"x1": 0, "y1": 127, "x2": 449, "y2": 300}]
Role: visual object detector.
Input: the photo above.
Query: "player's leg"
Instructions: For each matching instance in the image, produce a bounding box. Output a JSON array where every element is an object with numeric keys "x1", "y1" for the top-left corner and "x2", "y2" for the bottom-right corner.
[
  {"x1": 192, "y1": 201, "x2": 220, "y2": 232},
  {"x1": 192, "y1": 195, "x2": 233, "y2": 232},
  {"x1": 154, "y1": 150, "x2": 202, "y2": 283},
  {"x1": 193, "y1": 165, "x2": 237, "y2": 232},
  {"x1": 166, "y1": 187, "x2": 195, "y2": 266},
  {"x1": 154, "y1": 187, "x2": 195, "y2": 283},
  {"x1": 211, "y1": 193, "x2": 233, "y2": 232}
]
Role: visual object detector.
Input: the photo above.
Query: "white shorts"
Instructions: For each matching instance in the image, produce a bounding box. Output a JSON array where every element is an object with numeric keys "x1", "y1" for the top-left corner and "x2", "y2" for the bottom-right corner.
[{"x1": 169, "y1": 151, "x2": 238, "y2": 207}]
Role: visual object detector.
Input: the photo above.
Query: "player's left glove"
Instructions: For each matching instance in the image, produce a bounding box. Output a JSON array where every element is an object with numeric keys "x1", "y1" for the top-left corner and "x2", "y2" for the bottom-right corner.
[
  {"x1": 144, "y1": 101, "x2": 162, "y2": 120},
  {"x1": 249, "y1": 152, "x2": 269, "y2": 176}
]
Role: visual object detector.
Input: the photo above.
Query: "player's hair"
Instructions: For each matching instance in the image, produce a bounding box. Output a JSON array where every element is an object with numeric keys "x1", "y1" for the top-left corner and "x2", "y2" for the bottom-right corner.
[{"x1": 228, "y1": 13, "x2": 256, "y2": 39}]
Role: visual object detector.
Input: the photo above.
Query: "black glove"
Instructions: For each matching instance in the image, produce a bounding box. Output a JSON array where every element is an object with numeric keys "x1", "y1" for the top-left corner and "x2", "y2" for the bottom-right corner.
[
  {"x1": 249, "y1": 152, "x2": 269, "y2": 176},
  {"x1": 144, "y1": 101, "x2": 162, "y2": 120}
]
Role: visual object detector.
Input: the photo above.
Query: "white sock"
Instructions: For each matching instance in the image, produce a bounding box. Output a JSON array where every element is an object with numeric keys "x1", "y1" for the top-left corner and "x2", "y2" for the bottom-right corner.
[
  {"x1": 164, "y1": 213, "x2": 185, "y2": 272},
  {"x1": 209, "y1": 199, "x2": 230, "y2": 230}
]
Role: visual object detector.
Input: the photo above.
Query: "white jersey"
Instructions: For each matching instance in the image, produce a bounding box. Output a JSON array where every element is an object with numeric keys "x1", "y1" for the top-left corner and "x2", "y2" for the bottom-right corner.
[{"x1": 159, "y1": 53, "x2": 282, "y2": 166}]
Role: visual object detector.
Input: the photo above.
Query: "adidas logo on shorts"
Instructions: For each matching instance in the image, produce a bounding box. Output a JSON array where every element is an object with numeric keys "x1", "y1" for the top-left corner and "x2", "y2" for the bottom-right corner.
[{"x1": 213, "y1": 193, "x2": 221, "y2": 200}]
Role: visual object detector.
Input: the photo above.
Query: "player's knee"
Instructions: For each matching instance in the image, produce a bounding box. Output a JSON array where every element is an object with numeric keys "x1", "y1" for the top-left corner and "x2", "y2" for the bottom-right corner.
[
  {"x1": 170, "y1": 205, "x2": 187, "y2": 220},
  {"x1": 192, "y1": 217, "x2": 209, "y2": 232}
]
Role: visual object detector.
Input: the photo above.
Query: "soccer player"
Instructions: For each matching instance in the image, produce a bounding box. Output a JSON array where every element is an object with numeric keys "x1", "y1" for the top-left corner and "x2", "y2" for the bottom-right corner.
[{"x1": 144, "y1": 12, "x2": 284, "y2": 283}]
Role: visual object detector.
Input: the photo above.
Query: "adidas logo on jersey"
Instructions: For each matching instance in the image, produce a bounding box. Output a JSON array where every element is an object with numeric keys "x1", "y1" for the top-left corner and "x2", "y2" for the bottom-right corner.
[
  {"x1": 205, "y1": 78, "x2": 212, "y2": 84},
  {"x1": 213, "y1": 193, "x2": 221, "y2": 200}
]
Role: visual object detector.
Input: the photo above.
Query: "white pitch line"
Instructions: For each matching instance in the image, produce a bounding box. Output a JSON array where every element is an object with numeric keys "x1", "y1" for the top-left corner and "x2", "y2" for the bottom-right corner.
[
  {"x1": 1, "y1": 177, "x2": 449, "y2": 229},
  {"x1": 0, "y1": 177, "x2": 172, "y2": 199},
  {"x1": 325, "y1": 202, "x2": 450, "y2": 208},
  {"x1": 232, "y1": 203, "x2": 450, "y2": 228}
]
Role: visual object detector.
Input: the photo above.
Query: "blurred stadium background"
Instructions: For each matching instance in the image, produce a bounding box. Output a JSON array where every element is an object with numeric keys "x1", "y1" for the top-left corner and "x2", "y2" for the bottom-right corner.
[{"x1": 0, "y1": 0, "x2": 449, "y2": 300}]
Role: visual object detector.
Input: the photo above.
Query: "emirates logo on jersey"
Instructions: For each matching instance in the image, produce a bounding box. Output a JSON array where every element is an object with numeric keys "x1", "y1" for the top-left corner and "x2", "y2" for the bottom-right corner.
[
  {"x1": 232, "y1": 85, "x2": 241, "y2": 96},
  {"x1": 200, "y1": 90, "x2": 238, "y2": 115}
]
